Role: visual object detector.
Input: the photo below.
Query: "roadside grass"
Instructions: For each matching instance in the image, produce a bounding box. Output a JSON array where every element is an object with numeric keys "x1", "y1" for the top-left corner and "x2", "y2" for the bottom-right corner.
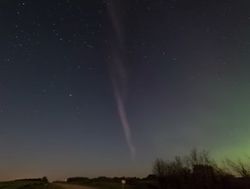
[
  {"x1": 59, "y1": 180, "x2": 154, "y2": 189},
  {"x1": 0, "y1": 180, "x2": 62, "y2": 189},
  {"x1": 83, "y1": 181, "x2": 135, "y2": 189}
]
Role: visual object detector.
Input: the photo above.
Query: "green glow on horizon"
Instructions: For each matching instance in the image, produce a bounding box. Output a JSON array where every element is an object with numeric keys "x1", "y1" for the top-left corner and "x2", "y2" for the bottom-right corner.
[{"x1": 213, "y1": 139, "x2": 250, "y2": 162}]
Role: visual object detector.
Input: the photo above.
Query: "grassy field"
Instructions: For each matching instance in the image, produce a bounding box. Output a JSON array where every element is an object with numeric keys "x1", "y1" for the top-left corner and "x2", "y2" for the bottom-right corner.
[
  {"x1": 0, "y1": 179, "x2": 154, "y2": 189},
  {"x1": 0, "y1": 180, "x2": 61, "y2": 189},
  {"x1": 59, "y1": 180, "x2": 154, "y2": 189}
]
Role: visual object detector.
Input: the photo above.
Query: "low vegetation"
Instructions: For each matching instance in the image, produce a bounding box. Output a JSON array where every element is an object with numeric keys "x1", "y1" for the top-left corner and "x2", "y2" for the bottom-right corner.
[
  {"x1": 153, "y1": 149, "x2": 250, "y2": 189},
  {"x1": 0, "y1": 178, "x2": 61, "y2": 189},
  {"x1": 64, "y1": 176, "x2": 155, "y2": 189},
  {"x1": 2, "y1": 150, "x2": 250, "y2": 189},
  {"x1": 64, "y1": 149, "x2": 250, "y2": 189}
]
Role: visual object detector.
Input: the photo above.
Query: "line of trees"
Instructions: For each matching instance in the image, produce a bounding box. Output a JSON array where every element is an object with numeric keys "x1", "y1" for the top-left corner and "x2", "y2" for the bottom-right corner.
[
  {"x1": 63, "y1": 149, "x2": 250, "y2": 189},
  {"x1": 153, "y1": 149, "x2": 250, "y2": 189}
]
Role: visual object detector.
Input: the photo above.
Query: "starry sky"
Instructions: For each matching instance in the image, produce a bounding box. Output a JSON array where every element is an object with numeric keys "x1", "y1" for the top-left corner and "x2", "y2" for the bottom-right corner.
[{"x1": 1, "y1": 0, "x2": 250, "y2": 181}]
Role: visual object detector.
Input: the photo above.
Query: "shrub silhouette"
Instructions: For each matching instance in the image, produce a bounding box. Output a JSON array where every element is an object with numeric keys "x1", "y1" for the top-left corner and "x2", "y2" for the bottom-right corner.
[
  {"x1": 153, "y1": 149, "x2": 250, "y2": 189},
  {"x1": 224, "y1": 159, "x2": 250, "y2": 177},
  {"x1": 41, "y1": 177, "x2": 48, "y2": 183}
]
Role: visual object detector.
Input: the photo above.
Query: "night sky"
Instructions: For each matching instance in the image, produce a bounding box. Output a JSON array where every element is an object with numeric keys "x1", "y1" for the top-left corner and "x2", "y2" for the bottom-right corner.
[{"x1": 1, "y1": 0, "x2": 250, "y2": 181}]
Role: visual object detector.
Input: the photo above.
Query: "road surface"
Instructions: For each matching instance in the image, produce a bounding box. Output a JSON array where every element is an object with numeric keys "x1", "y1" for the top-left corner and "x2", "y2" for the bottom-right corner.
[{"x1": 54, "y1": 183, "x2": 98, "y2": 189}]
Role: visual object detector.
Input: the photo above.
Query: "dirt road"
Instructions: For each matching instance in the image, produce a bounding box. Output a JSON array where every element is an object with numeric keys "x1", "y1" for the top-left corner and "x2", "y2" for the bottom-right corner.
[{"x1": 54, "y1": 183, "x2": 98, "y2": 189}]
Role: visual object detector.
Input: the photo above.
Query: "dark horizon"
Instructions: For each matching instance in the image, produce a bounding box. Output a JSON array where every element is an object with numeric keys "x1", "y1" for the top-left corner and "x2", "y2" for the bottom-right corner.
[{"x1": 1, "y1": 0, "x2": 250, "y2": 181}]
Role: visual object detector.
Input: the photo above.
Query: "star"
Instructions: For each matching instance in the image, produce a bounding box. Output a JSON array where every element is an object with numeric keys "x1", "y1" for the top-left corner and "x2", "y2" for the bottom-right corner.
[{"x1": 162, "y1": 51, "x2": 167, "y2": 56}]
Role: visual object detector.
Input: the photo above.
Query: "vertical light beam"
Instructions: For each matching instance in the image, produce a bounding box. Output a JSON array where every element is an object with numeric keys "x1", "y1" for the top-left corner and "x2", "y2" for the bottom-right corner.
[{"x1": 107, "y1": 0, "x2": 136, "y2": 159}]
